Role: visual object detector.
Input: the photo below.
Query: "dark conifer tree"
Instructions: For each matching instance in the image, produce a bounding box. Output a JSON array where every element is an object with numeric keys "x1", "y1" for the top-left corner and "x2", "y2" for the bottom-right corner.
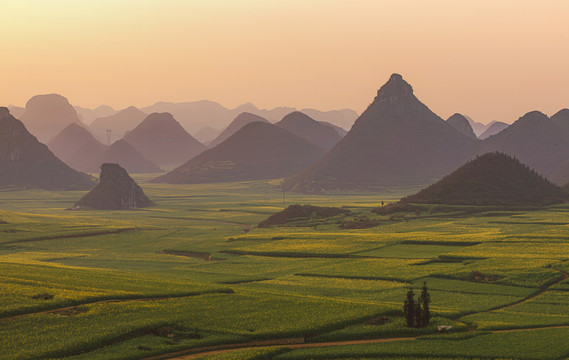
[
  {"x1": 403, "y1": 288, "x2": 415, "y2": 327},
  {"x1": 414, "y1": 301, "x2": 423, "y2": 328},
  {"x1": 420, "y1": 281, "x2": 431, "y2": 326}
]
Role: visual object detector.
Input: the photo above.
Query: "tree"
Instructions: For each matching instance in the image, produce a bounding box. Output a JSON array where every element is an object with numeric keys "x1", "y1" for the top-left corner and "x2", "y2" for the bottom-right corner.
[
  {"x1": 419, "y1": 281, "x2": 431, "y2": 327},
  {"x1": 403, "y1": 288, "x2": 415, "y2": 327},
  {"x1": 414, "y1": 301, "x2": 423, "y2": 328}
]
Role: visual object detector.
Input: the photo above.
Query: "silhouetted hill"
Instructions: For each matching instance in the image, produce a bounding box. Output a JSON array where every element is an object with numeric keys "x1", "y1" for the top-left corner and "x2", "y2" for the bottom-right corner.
[
  {"x1": 19, "y1": 94, "x2": 83, "y2": 143},
  {"x1": 7, "y1": 105, "x2": 25, "y2": 119},
  {"x1": 0, "y1": 108, "x2": 94, "y2": 190},
  {"x1": 285, "y1": 74, "x2": 476, "y2": 192},
  {"x1": 398, "y1": 152, "x2": 567, "y2": 206},
  {"x1": 319, "y1": 121, "x2": 348, "y2": 137},
  {"x1": 97, "y1": 140, "x2": 162, "y2": 174},
  {"x1": 74, "y1": 105, "x2": 116, "y2": 125},
  {"x1": 73, "y1": 163, "x2": 153, "y2": 210},
  {"x1": 276, "y1": 111, "x2": 343, "y2": 151},
  {"x1": 466, "y1": 116, "x2": 489, "y2": 137},
  {"x1": 194, "y1": 126, "x2": 221, "y2": 145},
  {"x1": 89, "y1": 106, "x2": 147, "y2": 142},
  {"x1": 551, "y1": 109, "x2": 569, "y2": 134},
  {"x1": 478, "y1": 121, "x2": 509, "y2": 139},
  {"x1": 123, "y1": 112, "x2": 206, "y2": 167},
  {"x1": 209, "y1": 112, "x2": 269, "y2": 148},
  {"x1": 447, "y1": 113, "x2": 477, "y2": 139},
  {"x1": 142, "y1": 101, "x2": 358, "y2": 134},
  {"x1": 48, "y1": 123, "x2": 107, "y2": 172},
  {"x1": 475, "y1": 111, "x2": 569, "y2": 176},
  {"x1": 152, "y1": 121, "x2": 325, "y2": 184}
]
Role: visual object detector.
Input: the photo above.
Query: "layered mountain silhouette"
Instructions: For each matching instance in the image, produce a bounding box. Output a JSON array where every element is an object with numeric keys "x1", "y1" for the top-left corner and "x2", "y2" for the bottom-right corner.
[
  {"x1": 48, "y1": 123, "x2": 107, "y2": 172},
  {"x1": 478, "y1": 121, "x2": 509, "y2": 139},
  {"x1": 142, "y1": 101, "x2": 357, "y2": 134},
  {"x1": 89, "y1": 106, "x2": 147, "y2": 143},
  {"x1": 474, "y1": 111, "x2": 569, "y2": 177},
  {"x1": 122, "y1": 112, "x2": 206, "y2": 167},
  {"x1": 19, "y1": 94, "x2": 83, "y2": 143},
  {"x1": 0, "y1": 108, "x2": 94, "y2": 190},
  {"x1": 152, "y1": 121, "x2": 325, "y2": 184},
  {"x1": 447, "y1": 113, "x2": 477, "y2": 140},
  {"x1": 285, "y1": 74, "x2": 476, "y2": 192},
  {"x1": 466, "y1": 116, "x2": 488, "y2": 137},
  {"x1": 97, "y1": 140, "x2": 161, "y2": 174},
  {"x1": 399, "y1": 152, "x2": 568, "y2": 206},
  {"x1": 73, "y1": 163, "x2": 153, "y2": 210},
  {"x1": 276, "y1": 111, "x2": 343, "y2": 151},
  {"x1": 194, "y1": 126, "x2": 221, "y2": 145},
  {"x1": 74, "y1": 105, "x2": 115, "y2": 125},
  {"x1": 208, "y1": 112, "x2": 269, "y2": 148},
  {"x1": 7, "y1": 105, "x2": 25, "y2": 119}
]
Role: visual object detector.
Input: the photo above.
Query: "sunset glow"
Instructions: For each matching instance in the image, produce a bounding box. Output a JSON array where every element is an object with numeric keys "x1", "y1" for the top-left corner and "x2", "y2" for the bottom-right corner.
[{"x1": 2, "y1": 0, "x2": 568, "y2": 123}]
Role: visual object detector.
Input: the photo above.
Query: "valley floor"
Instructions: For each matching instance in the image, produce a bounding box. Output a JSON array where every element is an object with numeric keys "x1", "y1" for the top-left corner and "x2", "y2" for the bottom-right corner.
[{"x1": 1, "y1": 179, "x2": 569, "y2": 360}]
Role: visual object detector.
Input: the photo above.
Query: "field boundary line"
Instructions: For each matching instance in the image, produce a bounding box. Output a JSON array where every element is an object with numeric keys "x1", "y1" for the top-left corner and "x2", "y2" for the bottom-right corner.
[{"x1": 0, "y1": 290, "x2": 232, "y2": 322}]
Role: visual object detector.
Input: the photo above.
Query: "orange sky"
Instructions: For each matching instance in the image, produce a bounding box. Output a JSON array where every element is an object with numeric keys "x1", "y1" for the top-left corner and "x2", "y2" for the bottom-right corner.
[{"x1": 1, "y1": 0, "x2": 568, "y2": 124}]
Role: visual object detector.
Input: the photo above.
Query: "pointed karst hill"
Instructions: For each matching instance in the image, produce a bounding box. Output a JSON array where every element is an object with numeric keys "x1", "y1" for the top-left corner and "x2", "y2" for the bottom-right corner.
[
  {"x1": 446, "y1": 113, "x2": 477, "y2": 140},
  {"x1": 152, "y1": 121, "x2": 325, "y2": 184},
  {"x1": 48, "y1": 123, "x2": 107, "y2": 172},
  {"x1": 276, "y1": 111, "x2": 343, "y2": 151},
  {"x1": 122, "y1": 112, "x2": 206, "y2": 167},
  {"x1": 550, "y1": 109, "x2": 569, "y2": 134},
  {"x1": 0, "y1": 107, "x2": 94, "y2": 190},
  {"x1": 475, "y1": 111, "x2": 569, "y2": 177},
  {"x1": 96, "y1": 140, "x2": 162, "y2": 174},
  {"x1": 478, "y1": 121, "x2": 509, "y2": 140},
  {"x1": 285, "y1": 74, "x2": 476, "y2": 192},
  {"x1": 19, "y1": 94, "x2": 83, "y2": 143},
  {"x1": 208, "y1": 112, "x2": 270, "y2": 148},
  {"x1": 89, "y1": 106, "x2": 147, "y2": 142},
  {"x1": 396, "y1": 152, "x2": 568, "y2": 206},
  {"x1": 73, "y1": 163, "x2": 153, "y2": 210}
]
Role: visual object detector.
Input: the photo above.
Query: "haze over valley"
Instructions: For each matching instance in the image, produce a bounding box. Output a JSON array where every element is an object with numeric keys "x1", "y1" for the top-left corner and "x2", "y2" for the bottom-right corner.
[{"x1": 1, "y1": 1, "x2": 569, "y2": 360}]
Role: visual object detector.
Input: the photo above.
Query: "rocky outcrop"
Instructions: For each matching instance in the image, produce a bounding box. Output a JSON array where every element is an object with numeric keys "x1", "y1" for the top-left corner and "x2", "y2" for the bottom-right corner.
[{"x1": 73, "y1": 163, "x2": 153, "y2": 209}]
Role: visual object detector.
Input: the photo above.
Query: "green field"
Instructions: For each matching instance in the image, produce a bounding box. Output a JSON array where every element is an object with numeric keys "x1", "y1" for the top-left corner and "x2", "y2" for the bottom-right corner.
[{"x1": 2, "y1": 179, "x2": 569, "y2": 359}]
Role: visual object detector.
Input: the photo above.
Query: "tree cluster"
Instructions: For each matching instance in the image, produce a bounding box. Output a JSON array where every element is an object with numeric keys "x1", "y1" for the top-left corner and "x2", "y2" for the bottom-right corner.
[{"x1": 403, "y1": 281, "x2": 430, "y2": 328}]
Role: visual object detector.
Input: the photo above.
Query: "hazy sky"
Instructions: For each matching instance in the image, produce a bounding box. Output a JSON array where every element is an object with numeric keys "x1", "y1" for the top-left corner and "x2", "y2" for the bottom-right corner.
[{"x1": 1, "y1": 0, "x2": 568, "y2": 124}]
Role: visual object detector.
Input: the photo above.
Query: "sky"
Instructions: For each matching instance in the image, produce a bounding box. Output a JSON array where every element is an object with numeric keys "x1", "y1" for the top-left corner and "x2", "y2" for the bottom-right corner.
[{"x1": 1, "y1": 0, "x2": 568, "y2": 124}]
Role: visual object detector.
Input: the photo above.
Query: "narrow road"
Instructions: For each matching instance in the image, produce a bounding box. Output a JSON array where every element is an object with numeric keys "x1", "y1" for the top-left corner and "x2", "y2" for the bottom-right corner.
[{"x1": 144, "y1": 324, "x2": 569, "y2": 360}]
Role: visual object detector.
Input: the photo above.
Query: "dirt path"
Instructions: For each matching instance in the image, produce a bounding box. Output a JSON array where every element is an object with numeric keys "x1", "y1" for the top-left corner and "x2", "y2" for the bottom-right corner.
[
  {"x1": 142, "y1": 336, "x2": 419, "y2": 360},
  {"x1": 146, "y1": 323, "x2": 569, "y2": 360}
]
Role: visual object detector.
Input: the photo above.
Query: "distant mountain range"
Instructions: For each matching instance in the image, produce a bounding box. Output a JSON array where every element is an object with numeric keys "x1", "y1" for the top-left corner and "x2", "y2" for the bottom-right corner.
[
  {"x1": 89, "y1": 106, "x2": 147, "y2": 143},
  {"x1": 208, "y1": 112, "x2": 269, "y2": 148},
  {"x1": 19, "y1": 94, "x2": 84, "y2": 143},
  {"x1": 276, "y1": 111, "x2": 343, "y2": 151},
  {"x1": 0, "y1": 107, "x2": 94, "y2": 190},
  {"x1": 152, "y1": 121, "x2": 325, "y2": 184},
  {"x1": 141, "y1": 101, "x2": 358, "y2": 134},
  {"x1": 122, "y1": 112, "x2": 206, "y2": 167}
]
